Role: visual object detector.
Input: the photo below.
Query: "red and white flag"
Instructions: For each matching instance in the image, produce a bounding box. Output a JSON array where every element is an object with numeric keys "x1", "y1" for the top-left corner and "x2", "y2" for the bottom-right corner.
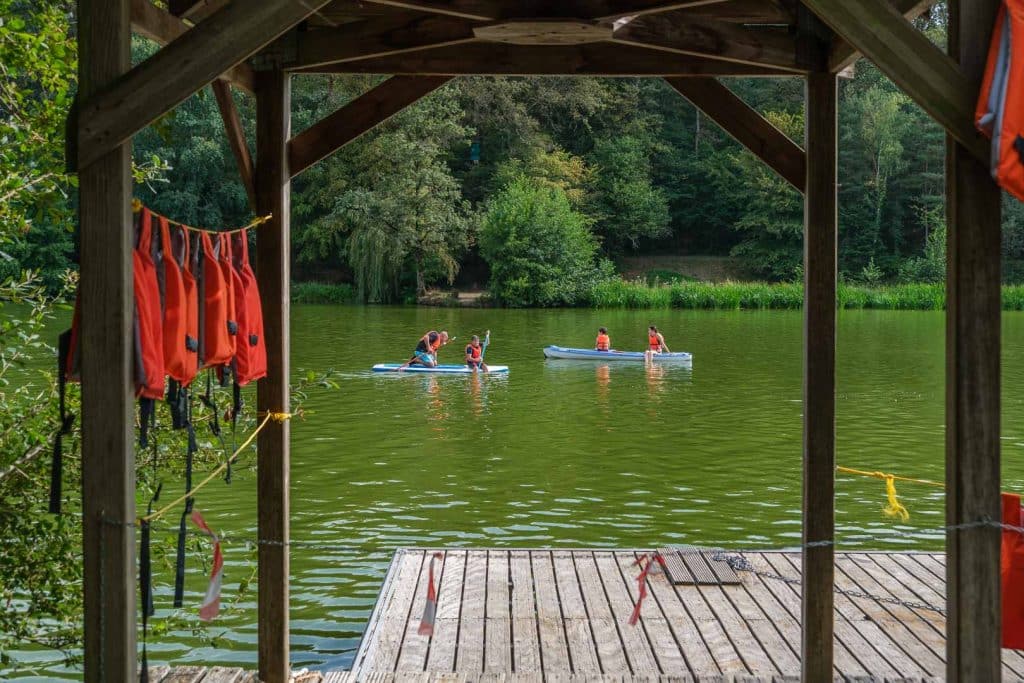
[
  {"x1": 629, "y1": 553, "x2": 665, "y2": 626},
  {"x1": 418, "y1": 552, "x2": 444, "y2": 636},
  {"x1": 190, "y1": 509, "x2": 223, "y2": 621}
]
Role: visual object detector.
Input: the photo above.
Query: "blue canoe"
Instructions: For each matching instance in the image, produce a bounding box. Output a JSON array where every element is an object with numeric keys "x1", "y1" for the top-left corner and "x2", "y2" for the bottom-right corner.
[
  {"x1": 372, "y1": 363, "x2": 509, "y2": 374},
  {"x1": 542, "y1": 345, "x2": 692, "y2": 363}
]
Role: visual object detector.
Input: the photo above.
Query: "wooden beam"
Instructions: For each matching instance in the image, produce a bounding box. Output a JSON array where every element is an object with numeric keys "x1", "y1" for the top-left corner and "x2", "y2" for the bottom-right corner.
[
  {"x1": 255, "y1": 68, "x2": 291, "y2": 683},
  {"x1": 300, "y1": 42, "x2": 793, "y2": 76},
  {"x1": 168, "y1": 0, "x2": 228, "y2": 20},
  {"x1": 612, "y1": 13, "x2": 804, "y2": 72},
  {"x1": 359, "y1": 0, "x2": 733, "y2": 21},
  {"x1": 77, "y1": 0, "x2": 331, "y2": 171},
  {"x1": 293, "y1": 14, "x2": 477, "y2": 69},
  {"x1": 828, "y1": 0, "x2": 938, "y2": 72},
  {"x1": 799, "y1": 0, "x2": 987, "y2": 163},
  {"x1": 945, "y1": 0, "x2": 1002, "y2": 679},
  {"x1": 665, "y1": 78, "x2": 805, "y2": 190},
  {"x1": 289, "y1": 75, "x2": 452, "y2": 176},
  {"x1": 674, "y1": 0, "x2": 796, "y2": 24},
  {"x1": 802, "y1": 69, "x2": 837, "y2": 683},
  {"x1": 78, "y1": 0, "x2": 136, "y2": 681},
  {"x1": 212, "y1": 80, "x2": 257, "y2": 210},
  {"x1": 129, "y1": 0, "x2": 255, "y2": 93}
]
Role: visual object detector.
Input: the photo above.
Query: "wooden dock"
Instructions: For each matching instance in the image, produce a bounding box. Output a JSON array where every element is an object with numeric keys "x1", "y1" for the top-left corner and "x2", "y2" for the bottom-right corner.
[{"x1": 340, "y1": 548, "x2": 1024, "y2": 682}]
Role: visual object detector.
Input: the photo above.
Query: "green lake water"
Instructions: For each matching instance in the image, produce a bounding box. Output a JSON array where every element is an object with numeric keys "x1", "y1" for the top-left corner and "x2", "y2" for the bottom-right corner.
[{"x1": 17, "y1": 306, "x2": 1024, "y2": 678}]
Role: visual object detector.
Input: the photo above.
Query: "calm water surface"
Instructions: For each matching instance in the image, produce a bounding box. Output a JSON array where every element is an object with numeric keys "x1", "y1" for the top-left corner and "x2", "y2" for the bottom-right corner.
[{"x1": 19, "y1": 306, "x2": 1024, "y2": 677}]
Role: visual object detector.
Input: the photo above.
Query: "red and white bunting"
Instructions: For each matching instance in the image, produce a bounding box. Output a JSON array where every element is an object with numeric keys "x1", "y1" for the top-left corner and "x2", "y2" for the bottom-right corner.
[
  {"x1": 629, "y1": 553, "x2": 665, "y2": 626},
  {"x1": 418, "y1": 552, "x2": 444, "y2": 636},
  {"x1": 190, "y1": 509, "x2": 223, "y2": 621}
]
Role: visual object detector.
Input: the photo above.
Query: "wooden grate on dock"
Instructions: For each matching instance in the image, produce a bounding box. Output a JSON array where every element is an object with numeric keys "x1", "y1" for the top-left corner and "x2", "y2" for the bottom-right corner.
[{"x1": 659, "y1": 546, "x2": 741, "y2": 585}]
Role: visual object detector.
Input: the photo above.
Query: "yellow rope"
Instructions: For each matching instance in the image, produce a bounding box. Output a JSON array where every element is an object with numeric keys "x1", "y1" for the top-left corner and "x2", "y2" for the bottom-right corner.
[
  {"x1": 138, "y1": 412, "x2": 292, "y2": 524},
  {"x1": 836, "y1": 465, "x2": 943, "y2": 522},
  {"x1": 132, "y1": 198, "x2": 272, "y2": 235}
]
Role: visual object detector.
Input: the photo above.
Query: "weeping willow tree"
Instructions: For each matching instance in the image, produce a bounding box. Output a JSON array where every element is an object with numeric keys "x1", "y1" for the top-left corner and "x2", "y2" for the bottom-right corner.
[{"x1": 293, "y1": 80, "x2": 471, "y2": 303}]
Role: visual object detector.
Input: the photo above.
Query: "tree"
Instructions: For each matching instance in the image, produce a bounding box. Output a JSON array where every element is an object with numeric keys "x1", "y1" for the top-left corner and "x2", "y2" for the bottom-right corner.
[{"x1": 480, "y1": 176, "x2": 610, "y2": 306}]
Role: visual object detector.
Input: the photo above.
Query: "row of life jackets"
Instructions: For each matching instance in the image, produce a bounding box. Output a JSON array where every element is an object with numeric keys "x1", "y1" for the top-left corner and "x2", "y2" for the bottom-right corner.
[
  {"x1": 64, "y1": 206, "x2": 268, "y2": 394},
  {"x1": 977, "y1": 0, "x2": 1024, "y2": 200}
]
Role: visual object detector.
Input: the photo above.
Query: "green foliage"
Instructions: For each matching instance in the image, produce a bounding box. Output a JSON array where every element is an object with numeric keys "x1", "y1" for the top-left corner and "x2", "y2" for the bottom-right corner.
[
  {"x1": 291, "y1": 281, "x2": 356, "y2": 304},
  {"x1": 480, "y1": 177, "x2": 610, "y2": 307}
]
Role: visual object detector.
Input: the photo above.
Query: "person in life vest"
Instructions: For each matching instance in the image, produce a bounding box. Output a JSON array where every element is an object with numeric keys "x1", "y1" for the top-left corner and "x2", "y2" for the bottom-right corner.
[
  {"x1": 465, "y1": 334, "x2": 490, "y2": 372},
  {"x1": 644, "y1": 325, "x2": 670, "y2": 364},
  {"x1": 595, "y1": 327, "x2": 611, "y2": 351},
  {"x1": 399, "y1": 330, "x2": 449, "y2": 369}
]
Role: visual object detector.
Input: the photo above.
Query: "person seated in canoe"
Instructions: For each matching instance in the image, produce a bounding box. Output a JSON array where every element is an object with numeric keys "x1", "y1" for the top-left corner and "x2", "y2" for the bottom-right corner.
[
  {"x1": 595, "y1": 327, "x2": 611, "y2": 351},
  {"x1": 465, "y1": 334, "x2": 490, "y2": 372},
  {"x1": 644, "y1": 325, "x2": 669, "y2": 363},
  {"x1": 399, "y1": 330, "x2": 449, "y2": 369}
]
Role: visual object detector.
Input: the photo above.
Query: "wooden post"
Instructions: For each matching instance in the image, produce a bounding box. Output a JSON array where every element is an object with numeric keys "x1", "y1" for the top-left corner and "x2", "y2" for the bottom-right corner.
[
  {"x1": 77, "y1": 1, "x2": 136, "y2": 682},
  {"x1": 802, "y1": 70, "x2": 837, "y2": 683},
  {"x1": 946, "y1": 0, "x2": 1002, "y2": 679},
  {"x1": 255, "y1": 67, "x2": 291, "y2": 683}
]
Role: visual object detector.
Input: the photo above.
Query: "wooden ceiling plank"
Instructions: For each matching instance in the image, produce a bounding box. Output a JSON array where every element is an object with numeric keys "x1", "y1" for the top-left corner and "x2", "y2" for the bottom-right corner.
[
  {"x1": 288, "y1": 75, "x2": 453, "y2": 176},
  {"x1": 351, "y1": 0, "x2": 776, "y2": 22},
  {"x1": 829, "y1": 0, "x2": 938, "y2": 72},
  {"x1": 611, "y1": 13, "x2": 804, "y2": 72},
  {"x1": 358, "y1": 0, "x2": 499, "y2": 21},
  {"x1": 297, "y1": 42, "x2": 796, "y2": 76},
  {"x1": 168, "y1": 0, "x2": 229, "y2": 21},
  {"x1": 801, "y1": 0, "x2": 987, "y2": 162},
  {"x1": 211, "y1": 79, "x2": 257, "y2": 209},
  {"x1": 79, "y1": 0, "x2": 332, "y2": 171},
  {"x1": 129, "y1": 0, "x2": 255, "y2": 93},
  {"x1": 294, "y1": 14, "x2": 478, "y2": 68},
  {"x1": 672, "y1": 0, "x2": 796, "y2": 24},
  {"x1": 665, "y1": 77, "x2": 805, "y2": 191}
]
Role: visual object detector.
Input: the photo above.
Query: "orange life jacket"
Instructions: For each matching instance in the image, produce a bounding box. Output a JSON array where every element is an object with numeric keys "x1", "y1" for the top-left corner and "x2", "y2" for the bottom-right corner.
[
  {"x1": 134, "y1": 208, "x2": 165, "y2": 399},
  {"x1": 977, "y1": 4, "x2": 1024, "y2": 200},
  {"x1": 596, "y1": 333, "x2": 610, "y2": 351},
  {"x1": 1003, "y1": 492, "x2": 1024, "y2": 648},
  {"x1": 649, "y1": 334, "x2": 661, "y2": 350},
  {"x1": 467, "y1": 344, "x2": 482, "y2": 360},
  {"x1": 159, "y1": 217, "x2": 199, "y2": 385},
  {"x1": 231, "y1": 230, "x2": 267, "y2": 386},
  {"x1": 196, "y1": 231, "x2": 234, "y2": 368}
]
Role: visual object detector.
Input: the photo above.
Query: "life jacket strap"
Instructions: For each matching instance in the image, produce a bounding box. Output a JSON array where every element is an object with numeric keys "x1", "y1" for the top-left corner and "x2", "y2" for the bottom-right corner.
[
  {"x1": 139, "y1": 483, "x2": 161, "y2": 683},
  {"x1": 50, "y1": 329, "x2": 76, "y2": 515}
]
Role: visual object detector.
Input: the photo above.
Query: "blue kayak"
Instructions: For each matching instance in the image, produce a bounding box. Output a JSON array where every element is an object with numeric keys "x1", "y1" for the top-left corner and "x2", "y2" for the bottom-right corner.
[
  {"x1": 543, "y1": 345, "x2": 692, "y2": 363},
  {"x1": 372, "y1": 363, "x2": 509, "y2": 374}
]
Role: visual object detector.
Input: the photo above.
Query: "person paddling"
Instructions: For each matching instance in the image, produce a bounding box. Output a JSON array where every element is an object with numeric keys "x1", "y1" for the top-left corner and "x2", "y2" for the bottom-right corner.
[
  {"x1": 595, "y1": 327, "x2": 611, "y2": 352},
  {"x1": 399, "y1": 330, "x2": 449, "y2": 369},
  {"x1": 644, "y1": 325, "x2": 669, "y2": 363},
  {"x1": 465, "y1": 333, "x2": 490, "y2": 372}
]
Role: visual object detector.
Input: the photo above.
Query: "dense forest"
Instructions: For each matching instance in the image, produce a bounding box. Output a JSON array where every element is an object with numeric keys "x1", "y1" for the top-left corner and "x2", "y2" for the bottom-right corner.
[{"x1": 6, "y1": 3, "x2": 1024, "y2": 307}]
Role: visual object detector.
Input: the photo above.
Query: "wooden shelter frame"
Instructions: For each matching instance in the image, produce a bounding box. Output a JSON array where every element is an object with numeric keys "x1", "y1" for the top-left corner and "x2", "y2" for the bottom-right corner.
[{"x1": 73, "y1": 0, "x2": 1002, "y2": 681}]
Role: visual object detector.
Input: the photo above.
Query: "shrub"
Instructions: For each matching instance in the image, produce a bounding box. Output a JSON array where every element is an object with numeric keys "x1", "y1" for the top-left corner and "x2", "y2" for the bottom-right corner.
[{"x1": 291, "y1": 281, "x2": 356, "y2": 304}]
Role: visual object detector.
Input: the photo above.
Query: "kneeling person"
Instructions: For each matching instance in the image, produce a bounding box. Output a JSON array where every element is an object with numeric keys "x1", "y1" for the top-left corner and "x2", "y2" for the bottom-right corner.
[
  {"x1": 465, "y1": 335, "x2": 489, "y2": 372},
  {"x1": 400, "y1": 330, "x2": 449, "y2": 369}
]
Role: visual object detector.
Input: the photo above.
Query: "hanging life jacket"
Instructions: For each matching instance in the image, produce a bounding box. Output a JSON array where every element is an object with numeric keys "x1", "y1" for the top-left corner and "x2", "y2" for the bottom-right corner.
[
  {"x1": 976, "y1": 2, "x2": 1024, "y2": 200},
  {"x1": 231, "y1": 229, "x2": 267, "y2": 386},
  {"x1": 195, "y1": 231, "x2": 235, "y2": 369},
  {"x1": 158, "y1": 217, "x2": 199, "y2": 386},
  {"x1": 1003, "y1": 492, "x2": 1024, "y2": 648},
  {"x1": 596, "y1": 333, "x2": 610, "y2": 351},
  {"x1": 134, "y1": 207, "x2": 165, "y2": 400}
]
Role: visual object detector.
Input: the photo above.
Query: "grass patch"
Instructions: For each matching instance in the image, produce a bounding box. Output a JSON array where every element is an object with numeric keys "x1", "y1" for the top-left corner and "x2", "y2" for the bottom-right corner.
[
  {"x1": 291, "y1": 281, "x2": 356, "y2": 304},
  {"x1": 583, "y1": 279, "x2": 1024, "y2": 311}
]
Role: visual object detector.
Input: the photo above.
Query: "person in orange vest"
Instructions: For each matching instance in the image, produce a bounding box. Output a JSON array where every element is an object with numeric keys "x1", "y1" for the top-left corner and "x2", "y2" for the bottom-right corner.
[
  {"x1": 644, "y1": 325, "x2": 669, "y2": 363},
  {"x1": 465, "y1": 334, "x2": 490, "y2": 372},
  {"x1": 595, "y1": 327, "x2": 611, "y2": 351},
  {"x1": 399, "y1": 330, "x2": 449, "y2": 369}
]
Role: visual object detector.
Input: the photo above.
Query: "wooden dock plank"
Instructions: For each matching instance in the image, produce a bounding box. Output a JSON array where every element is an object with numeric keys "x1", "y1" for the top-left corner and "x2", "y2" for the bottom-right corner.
[
  {"x1": 200, "y1": 667, "x2": 246, "y2": 683},
  {"x1": 396, "y1": 551, "x2": 443, "y2": 672},
  {"x1": 573, "y1": 550, "x2": 632, "y2": 674},
  {"x1": 360, "y1": 549, "x2": 427, "y2": 674},
  {"x1": 593, "y1": 551, "x2": 661, "y2": 674},
  {"x1": 510, "y1": 551, "x2": 541, "y2": 674},
  {"x1": 613, "y1": 551, "x2": 689, "y2": 676},
  {"x1": 456, "y1": 551, "x2": 487, "y2": 674},
  {"x1": 553, "y1": 551, "x2": 602, "y2": 674},
  {"x1": 160, "y1": 666, "x2": 208, "y2": 683},
  {"x1": 427, "y1": 550, "x2": 466, "y2": 672},
  {"x1": 531, "y1": 550, "x2": 573, "y2": 675},
  {"x1": 485, "y1": 550, "x2": 512, "y2": 674}
]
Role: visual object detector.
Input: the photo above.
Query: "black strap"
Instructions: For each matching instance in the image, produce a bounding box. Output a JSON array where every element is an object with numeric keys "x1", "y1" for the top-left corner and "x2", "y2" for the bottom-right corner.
[
  {"x1": 140, "y1": 483, "x2": 161, "y2": 683},
  {"x1": 139, "y1": 398, "x2": 156, "y2": 448},
  {"x1": 199, "y1": 371, "x2": 221, "y2": 437},
  {"x1": 1015, "y1": 135, "x2": 1024, "y2": 165},
  {"x1": 172, "y1": 419, "x2": 196, "y2": 608},
  {"x1": 167, "y1": 380, "x2": 189, "y2": 431},
  {"x1": 50, "y1": 330, "x2": 75, "y2": 515}
]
